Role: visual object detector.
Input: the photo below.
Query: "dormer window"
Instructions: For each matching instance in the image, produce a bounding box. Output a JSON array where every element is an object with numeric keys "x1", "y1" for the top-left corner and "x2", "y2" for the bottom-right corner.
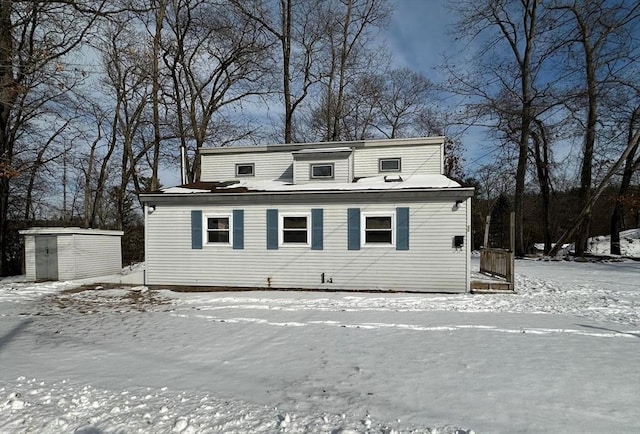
[
  {"x1": 379, "y1": 158, "x2": 401, "y2": 172},
  {"x1": 235, "y1": 163, "x2": 255, "y2": 177},
  {"x1": 310, "y1": 163, "x2": 334, "y2": 179}
]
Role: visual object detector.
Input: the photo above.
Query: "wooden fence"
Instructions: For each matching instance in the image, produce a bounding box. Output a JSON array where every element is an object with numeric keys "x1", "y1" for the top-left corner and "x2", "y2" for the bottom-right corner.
[{"x1": 480, "y1": 248, "x2": 514, "y2": 288}]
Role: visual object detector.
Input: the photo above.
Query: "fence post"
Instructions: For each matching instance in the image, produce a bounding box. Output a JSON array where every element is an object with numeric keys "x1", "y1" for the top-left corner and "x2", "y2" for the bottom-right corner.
[
  {"x1": 483, "y1": 215, "x2": 491, "y2": 248},
  {"x1": 509, "y1": 212, "x2": 515, "y2": 286}
]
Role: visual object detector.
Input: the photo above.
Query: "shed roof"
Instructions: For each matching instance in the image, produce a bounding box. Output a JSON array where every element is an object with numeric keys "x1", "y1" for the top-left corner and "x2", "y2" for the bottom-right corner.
[{"x1": 19, "y1": 227, "x2": 124, "y2": 236}]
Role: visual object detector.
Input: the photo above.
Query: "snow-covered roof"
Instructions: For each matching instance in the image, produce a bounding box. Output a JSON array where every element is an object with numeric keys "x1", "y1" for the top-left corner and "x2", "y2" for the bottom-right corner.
[
  {"x1": 19, "y1": 227, "x2": 124, "y2": 236},
  {"x1": 159, "y1": 175, "x2": 463, "y2": 194},
  {"x1": 291, "y1": 147, "x2": 353, "y2": 155},
  {"x1": 162, "y1": 186, "x2": 212, "y2": 194}
]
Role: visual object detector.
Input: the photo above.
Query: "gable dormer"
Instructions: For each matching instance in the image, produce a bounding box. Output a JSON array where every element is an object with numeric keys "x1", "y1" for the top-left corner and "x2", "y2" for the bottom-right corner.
[{"x1": 291, "y1": 147, "x2": 353, "y2": 184}]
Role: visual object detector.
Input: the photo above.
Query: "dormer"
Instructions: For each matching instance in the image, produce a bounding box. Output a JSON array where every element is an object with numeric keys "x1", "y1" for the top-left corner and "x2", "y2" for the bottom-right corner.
[{"x1": 291, "y1": 147, "x2": 353, "y2": 184}]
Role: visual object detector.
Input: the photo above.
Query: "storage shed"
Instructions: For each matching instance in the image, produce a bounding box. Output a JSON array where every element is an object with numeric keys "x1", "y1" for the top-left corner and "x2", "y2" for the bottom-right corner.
[{"x1": 20, "y1": 227, "x2": 123, "y2": 281}]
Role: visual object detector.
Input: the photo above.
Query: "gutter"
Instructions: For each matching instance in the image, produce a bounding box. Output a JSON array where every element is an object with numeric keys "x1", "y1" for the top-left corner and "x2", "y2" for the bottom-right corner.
[{"x1": 139, "y1": 187, "x2": 475, "y2": 205}]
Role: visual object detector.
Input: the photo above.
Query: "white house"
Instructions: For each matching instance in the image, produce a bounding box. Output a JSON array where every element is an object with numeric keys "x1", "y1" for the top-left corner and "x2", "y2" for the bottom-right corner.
[{"x1": 139, "y1": 137, "x2": 474, "y2": 292}]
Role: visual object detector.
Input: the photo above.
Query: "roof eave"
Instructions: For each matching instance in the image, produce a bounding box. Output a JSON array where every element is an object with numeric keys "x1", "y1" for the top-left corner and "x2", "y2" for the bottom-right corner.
[{"x1": 139, "y1": 187, "x2": 475, "y2": 204}]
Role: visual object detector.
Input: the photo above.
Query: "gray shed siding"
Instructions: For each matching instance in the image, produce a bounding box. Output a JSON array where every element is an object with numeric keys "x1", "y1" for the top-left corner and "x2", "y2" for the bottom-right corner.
[{"x1": 145, "y1": 198, "x2": 470, "y2": 292}]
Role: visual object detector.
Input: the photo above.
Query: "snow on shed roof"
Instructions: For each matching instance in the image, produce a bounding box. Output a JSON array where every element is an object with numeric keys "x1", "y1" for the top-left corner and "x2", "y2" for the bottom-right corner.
[{"x1": 19, "y1": 227, "x2": 124, "y2": 236}]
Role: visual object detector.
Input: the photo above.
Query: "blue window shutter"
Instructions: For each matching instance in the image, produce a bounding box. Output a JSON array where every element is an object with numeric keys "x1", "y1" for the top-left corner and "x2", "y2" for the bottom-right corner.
[
  {"x1": 347, "y1": 208, "x2": 360, "y2": 250},
  {"x1": 191, "y1": 210, "x2": 202, "y2": 249},
  {"x1": 311, "y1": 208, "x2": 323, "y2": 250},
  {"x1": 266, "y1": 209, "x2": 278, "y2": 250},
  {"x1": 233, "y1": 209, "x2": 244, "y2": 249},
  {"x1": 396, "y1": 207, "x2": 409, "y2": 250}
]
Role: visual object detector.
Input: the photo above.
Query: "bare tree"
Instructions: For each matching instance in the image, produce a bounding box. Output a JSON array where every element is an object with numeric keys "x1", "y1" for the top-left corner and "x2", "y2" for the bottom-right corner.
[
  {"x1": 447, "y1": 0, "x2": 551, "y2": 257},
  {"x1": 231, "y1": 0, "x2": 327, "y2": 143},
  {"x1": 0, "y1": 1, "x2": 129, "y2": 275},
  {"x1": 374, "y1": 69, "x2": 435, "y2": 139},
  {"x1": 609, "y1": 89, "x2": 640, "y2": 255},
  {"x1": 161, "y1": 0, "x2": 272, "y2": 182},
  {"x1": 529, "y1": 118, "x2": 554, "y2": 253},
  {"x1": 549, "y1": 117, "x2": 640, "y2": 256},
  {"x1": 312, "y1": 0, "x2": 391, "y2": 141},
  {"x1": 547, "y1": 0, "x2": 640, "y2": 256}
]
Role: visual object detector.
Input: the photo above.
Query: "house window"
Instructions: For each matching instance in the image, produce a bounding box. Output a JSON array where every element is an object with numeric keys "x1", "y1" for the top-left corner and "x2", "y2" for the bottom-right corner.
[
  {"x1": 281, "y1": 215, "x2": 309, "y2": 244},
  {"x1": 235, "y1": 163, "x2": 255, "y2": 177},
  {"x1": 363, "y1": 214, "x2": 394, "y2": 245},
  {"x1": 379, "y1": 158, "x2": 401, "y2": 172},
  {"x1": 206, "y1": 215, "x2": 230, "y2": 244},
  {"x1": 310, "y1": 163, "x2": 334, "y2": 179}
]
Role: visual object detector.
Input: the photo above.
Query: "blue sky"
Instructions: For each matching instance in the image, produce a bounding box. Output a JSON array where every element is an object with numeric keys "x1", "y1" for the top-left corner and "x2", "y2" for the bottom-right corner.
[
  {"x1": 387, "y1": 0, "x2": 457, "y2": 80},
  {"x1": 162, "y1": 1, "x2": 484, "y2": 187},
  {"x1": 386, "y1": 1, "x2": 495, "y2": 174}
]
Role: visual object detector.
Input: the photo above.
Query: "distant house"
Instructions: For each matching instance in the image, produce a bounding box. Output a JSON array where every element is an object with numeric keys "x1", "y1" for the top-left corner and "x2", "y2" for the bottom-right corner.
[{"x1": 139, "y1": 137, "x2": 474, "y2": 292}]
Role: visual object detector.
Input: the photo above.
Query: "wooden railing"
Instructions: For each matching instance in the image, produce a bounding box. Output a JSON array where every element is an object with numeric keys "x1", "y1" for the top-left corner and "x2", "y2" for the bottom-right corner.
[{"x1": 480, "y1": 248, "x2": 514, "y2": 285}]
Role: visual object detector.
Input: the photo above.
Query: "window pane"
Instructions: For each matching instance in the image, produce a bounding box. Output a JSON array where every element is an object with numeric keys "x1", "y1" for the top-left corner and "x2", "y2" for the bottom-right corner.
[
  {"x1": 208, "y1": 218, "x2": 229, "y2": 230},
  {"x1": 365, "y1": 230, "x2": 392, "y2": 243},
  {"x1": 283, "y1": 230, "x2": 307, "y2": 243},
  {"x1": 237, "y1": 164, "x2": 254, "y2": 175},
  {"x1": 283, "y1": 216, "x2": 307, "y2": 229},
  {"x1": 366, "y1": 216, "x2": 391, "y2": 229},
  {"x1": 380, "y1": 159, "x2": 400, "y2": 171},
  {"x1": 208, "y1": 231, "x2": 229, "y2": 243},
  {"x1": 311, "y1": 164, "x2": 333, "y2": 178}
]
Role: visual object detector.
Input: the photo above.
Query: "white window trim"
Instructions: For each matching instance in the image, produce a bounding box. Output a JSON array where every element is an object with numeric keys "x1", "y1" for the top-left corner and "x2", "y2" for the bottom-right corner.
[
  {"x1": 310, "y1": 163, "x2": 335, "y2": 179},
  {"x1": 279, "y1": 213, "x2": 311, "y2": 246},
  {"x1": 203, "y1": 213, "x2": 233, "y2": 246},
  {"x1": 235, "y1": 163, "x2": 255, "y2": 177},
  {"x1": 379, "y1": 158, "x2": 401, "y2": 173},
  {"x1": 361, "y1": 211, "x2": 395, "y2": 247}
]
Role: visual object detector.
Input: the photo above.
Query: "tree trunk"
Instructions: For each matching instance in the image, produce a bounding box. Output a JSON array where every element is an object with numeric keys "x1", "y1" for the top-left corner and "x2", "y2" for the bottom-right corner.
[
  {"x1": 573, "y1": 11, "x2": 599, "y2": 258},
  {"x1": 610, "y1": 107, "x2": 640, "y2": 255},
  {"x1": 550, "y1": 124, "x2": 640, "y2": 257},
  {"x1": 150, "y1": 0, "x2": 166, "y2": 191},
  {"x1": 331, "y1": 0, "x2": 353, "y2": 142},
  {"x1": 0, "y1": 0, "x2": 17, "y2": 276},
  {"x1": 531, "y1": 123, "x2": 553, "y2": 254},
  {"x1": 281, "y1": 0, "x2": 293, "y2": 143}
]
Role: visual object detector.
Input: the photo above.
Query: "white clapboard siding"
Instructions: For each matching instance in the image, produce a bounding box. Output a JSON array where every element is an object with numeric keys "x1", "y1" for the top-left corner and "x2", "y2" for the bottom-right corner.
[
  {"x1": 66, "y1": 234, "x2": 123, "y2": 279},
  {"x1": 353, "y1": 143, "x2": 442, "y2": 178},
  {"x1": 55, "y1": 235, "x2": 75, "y2": 280},
  {"x1": 199, "y1": 138, "x2": 443, "y2": 184},
  {"x1": 200, "y1": 152, "x2": 293, "y2": 182},
  {"x1": 23, "y1": 236, "x2": 36, "y2": 280},
  {"x1": 145, "y1": 198, "x2": 470, "y2": 292},
  {"x1": 293, "y1": 157, "x2": 351, "y2": 184}
]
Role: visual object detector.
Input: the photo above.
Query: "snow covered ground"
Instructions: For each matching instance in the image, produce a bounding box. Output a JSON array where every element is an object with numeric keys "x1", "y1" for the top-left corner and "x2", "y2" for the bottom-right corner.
[
  {"x1": 1, "y1": 256, "x2": 639, "y2": 433},
  {"x1": 586, "y1": 228, "x2": 640, "y2": 257}
]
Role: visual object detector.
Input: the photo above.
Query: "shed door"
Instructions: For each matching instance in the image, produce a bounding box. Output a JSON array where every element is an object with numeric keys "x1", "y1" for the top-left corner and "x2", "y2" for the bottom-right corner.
[{"x1": 35, "y1": 236, "x2": 58, "y2": 281}]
